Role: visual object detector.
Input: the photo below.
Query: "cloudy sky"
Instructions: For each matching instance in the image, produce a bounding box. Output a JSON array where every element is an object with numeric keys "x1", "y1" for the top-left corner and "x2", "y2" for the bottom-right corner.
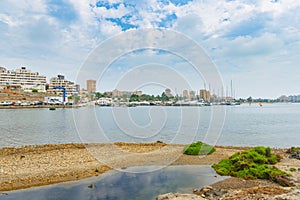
[{"x1": 0, "y1": 0, "x2": 299, "y2": 98}]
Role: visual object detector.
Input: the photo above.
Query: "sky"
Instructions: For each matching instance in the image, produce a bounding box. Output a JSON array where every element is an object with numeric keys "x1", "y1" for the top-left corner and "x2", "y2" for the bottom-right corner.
[{"x1": 0, "y1": 0, "x2": 300, "y2": 98}]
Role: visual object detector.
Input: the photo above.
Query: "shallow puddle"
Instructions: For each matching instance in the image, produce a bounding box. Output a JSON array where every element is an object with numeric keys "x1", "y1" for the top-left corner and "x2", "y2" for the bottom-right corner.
[{"x1": 1, "y1": 165, "x2": 228, "y2": 200}]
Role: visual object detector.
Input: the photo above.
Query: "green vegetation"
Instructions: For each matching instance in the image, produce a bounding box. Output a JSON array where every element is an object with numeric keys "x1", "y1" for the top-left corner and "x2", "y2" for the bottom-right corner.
[
  {"x1": 94, "y1": 91, "x2": 175, "y2": 102},
  {"x1": 247, "y1": 96, "x2": 253, "y2": 103},
  {"x1": 129, "y1": 92, "x2": 172, "y2": 102},
  {"x1": 212, "y1": 147, "x2": 290, "y2": 184},
  {"x1": 95, "y1": 168, "x2": 99, "y2": 173},
  {"x1": 289, "y1": 168, "x2": 296, "y2": 172},
  {"x1": 31, "y1": 89, "x2": 38, "y2": 92},
  {"x1": 286, "y1": 147, "x2": 300, "y2": 154},
  {"x1": 183, "y1": 141, "x2": 216, "y2": 155}
]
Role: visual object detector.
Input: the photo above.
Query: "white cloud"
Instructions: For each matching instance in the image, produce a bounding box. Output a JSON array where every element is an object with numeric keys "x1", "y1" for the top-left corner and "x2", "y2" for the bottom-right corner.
[
  {"x1": 257, "y1": 0, "x2": 300, "y2": 16},
  {"x1": 92, "y1": 3, "x2": 132, "y2": 19},
  {"x1": 1, "y1": 0, "x2": 300, "y2": 97},
  {"x1": 100, "y1": 20, "x2": 123, "y2": 36},
  {"x1": 0, "y1": 13, "x2": 18, "y2": 26}
]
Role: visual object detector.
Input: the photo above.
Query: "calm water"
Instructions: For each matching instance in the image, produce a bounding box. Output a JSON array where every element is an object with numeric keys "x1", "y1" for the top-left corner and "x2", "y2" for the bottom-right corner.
[
  {"x1": 0, "y1": 103, "x2": 300, "y2": 148},
  {"x1": 1, "y1": 166, "x2": 226, "y2": 200}
]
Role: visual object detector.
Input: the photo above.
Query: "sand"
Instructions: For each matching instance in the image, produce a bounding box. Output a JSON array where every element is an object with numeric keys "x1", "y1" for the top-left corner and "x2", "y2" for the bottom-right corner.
[{"x1": 1, "y1": 142, "x2": 300, "y2": 199}]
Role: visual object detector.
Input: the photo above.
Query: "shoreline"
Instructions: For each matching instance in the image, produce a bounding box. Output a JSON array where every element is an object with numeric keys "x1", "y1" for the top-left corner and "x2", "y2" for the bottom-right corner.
[
  {"x1": 1, "y1": 143, "x2": 299, "y2": 196},
  {"x1": 0, "y1": 102, "x2": 298, "y2": 110},
  {"x1": 0, "y1": 105, "x2": 80, "y2": 109}
]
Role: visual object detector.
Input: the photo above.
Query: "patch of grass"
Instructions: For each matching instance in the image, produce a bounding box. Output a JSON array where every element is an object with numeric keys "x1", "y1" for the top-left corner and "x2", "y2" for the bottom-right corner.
[
  {"x1": 289, "y1": 168, "x2": 296, "y2": 172},
  {"x1": 183, "y1": 141, "x2": 216, "y2": 155},
  {"x1": 212, "y1": 146, "x2": 290, "y2": 185}
]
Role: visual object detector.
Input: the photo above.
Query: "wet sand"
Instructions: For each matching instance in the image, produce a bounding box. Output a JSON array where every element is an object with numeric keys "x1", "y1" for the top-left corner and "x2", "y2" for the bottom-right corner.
[{"x1": 0, "y1": 142, "x2": 240, "y2": 192}]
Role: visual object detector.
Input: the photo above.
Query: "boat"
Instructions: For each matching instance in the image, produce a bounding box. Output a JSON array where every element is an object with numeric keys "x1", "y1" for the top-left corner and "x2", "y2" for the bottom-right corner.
[{"x1": 49, "y1": 107, "x2": 56, "y2": 110}]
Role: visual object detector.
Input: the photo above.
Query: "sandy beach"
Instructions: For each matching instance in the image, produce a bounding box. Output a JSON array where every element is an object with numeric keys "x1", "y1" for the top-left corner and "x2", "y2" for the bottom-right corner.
[{"x1": 1, "y1": 143, "x2": 300, "y2": 199}]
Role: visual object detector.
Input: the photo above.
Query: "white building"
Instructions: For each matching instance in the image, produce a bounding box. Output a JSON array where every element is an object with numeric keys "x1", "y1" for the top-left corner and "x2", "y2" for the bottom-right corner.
[
  {"x1": 0, "y1": 66, "x2": 46, "y2": 92},
  {"x1": 47, "y1": 75, "x2": 78, "y2": 97}
]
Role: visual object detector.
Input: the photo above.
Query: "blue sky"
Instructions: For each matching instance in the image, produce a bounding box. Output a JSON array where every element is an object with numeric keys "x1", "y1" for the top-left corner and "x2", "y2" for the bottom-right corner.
[{"x1": 0, "y1": 0, "x2": 300, "y2": 98}]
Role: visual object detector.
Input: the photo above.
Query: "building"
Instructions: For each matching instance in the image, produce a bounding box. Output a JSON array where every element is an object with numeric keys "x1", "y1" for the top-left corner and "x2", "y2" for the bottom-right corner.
[
  {"x1": 47, "y1": 75, "x2": 78, "y2": 97},
  {"x1": 277, "y1": 95, "x2": 288, "y2": 102},
  {"x1": 165, "y1": 88, "x2": 172, "y2": 97},
  {"x1": 86, "y1": 80, "x2": 96, "y2": 93},
  {"x1": 288, "y1": 95, "x2": 300, "y2": 103},
  {"x1": 112, "y1": 89, "x2": 142, "y2": 98},
  {"x1": 189, "y1": 90, "x2": 196, "y2": 100},
  {"x1": 183, "y1": 90, "x2": 189, "y2": 100},
  {"x1": 0, "y1": 66, "x2": 46, "y2": 92},
  {"x1": 75, "y1": 84, "x2": 80, "y2": 93},
  {"x1": 200, "y1": 89, "x2": 211, "y2": 102}
]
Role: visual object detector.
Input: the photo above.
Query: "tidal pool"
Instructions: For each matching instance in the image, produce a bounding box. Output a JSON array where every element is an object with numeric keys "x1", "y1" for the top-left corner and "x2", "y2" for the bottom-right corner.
[{"x1": 1, "y1": 165, "x2": 228, "y2": 200}]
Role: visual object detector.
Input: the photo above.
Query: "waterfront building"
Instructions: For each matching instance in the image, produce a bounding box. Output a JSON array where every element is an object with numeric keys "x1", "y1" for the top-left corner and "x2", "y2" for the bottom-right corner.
[
  {"x1": 0, "y1": 66, "x2": 46, "y2": 92},
  {"x1": 87, "y1": 80, "x2": 96, "y2": 93},
  {"x1": 200, "y1": 89, "x2": 211, "y2": 102},
  {"x1": 189, "y1": 90, "x2": 196, "y2": 100},
  {"x1": 112, "y1": 89, "x2": 142, "y2": 97},
  {"x1": 277, "y1": 95, "x2": 288, "y2": 102},
  {"x1": 75, "y1": 84, "x2": 80, "y2": 93},
  {"x1": 183, "y1": 90, "x2": 189, "y2": 100},
  {"x1": 47, "y1": 75, "x2": 78, "y2": 97},
  {"x1": 288, "y1": 95, "x2": 300, "y2": 103}
]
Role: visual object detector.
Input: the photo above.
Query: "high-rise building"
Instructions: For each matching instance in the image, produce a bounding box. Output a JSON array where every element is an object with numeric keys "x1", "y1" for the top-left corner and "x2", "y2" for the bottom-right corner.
[
  {"x1": 183, "y1": 90, "x2": 189, "y2": 100},
  {"x1": 75, "y1": 84, "x2": 80, "y2": 93},
  {"x1": 189, "y1": 90, "x2": 196, "y2": 100},
  {"x1": 87, "y1": 80, "x2": 96, "y2": 93},
  {"x1": 0, "y1": 67, "x2": 46, "y2": 92},
  {"x1": 47, "y1": 75, "x2": 77, "y2": 97},
  {"x1": 200, "y1": 89, "x2": 211, "y2": 102},
  {"x1": 112, "y1": 89, "x2": 142, "y2": 97}
]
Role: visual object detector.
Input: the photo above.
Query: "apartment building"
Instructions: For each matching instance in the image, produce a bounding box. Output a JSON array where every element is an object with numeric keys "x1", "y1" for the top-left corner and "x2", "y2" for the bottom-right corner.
[
  {"x1": 189, "y1": 90, "x2": 196, "y2": 100},
  {"x1": 112, "y1": 89, "x2": 142, "y2": 97},
  {"x1": 200, "y1": 89, "x2": 211, "y2": 102},
  {"x1": 183, "y1": 90, "x2": 189, "y2": 100},
  {"x1": 87, "y1": 80, "x2": 96, "y2": 93},
  {"x1": 47, "y1": 75, "x2": 78, "y2": 97},
  {"x1": 0, "y1": 66, "x2": 46, "y2": 92}
]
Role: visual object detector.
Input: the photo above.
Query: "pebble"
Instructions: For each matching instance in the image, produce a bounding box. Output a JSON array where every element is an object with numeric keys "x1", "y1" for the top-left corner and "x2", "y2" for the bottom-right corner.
[{"x1": 273, "y1": 189, "x2": 300, "y2": 200}]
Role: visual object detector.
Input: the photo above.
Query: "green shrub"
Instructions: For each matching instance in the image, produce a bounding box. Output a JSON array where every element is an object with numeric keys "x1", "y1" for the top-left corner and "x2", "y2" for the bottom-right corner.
[
  {"x1": 287, "y1": 147, "x2": 300, "y2": 154},
  {"x1": 183, "y1": 141, "x2": 216, "y2": 155},
  {"x1": 289, "y1": 168, "x2": 296, "y2": 172},
  {"x1": 212, "y1": 146, "x2": 290, "y2": 185}
]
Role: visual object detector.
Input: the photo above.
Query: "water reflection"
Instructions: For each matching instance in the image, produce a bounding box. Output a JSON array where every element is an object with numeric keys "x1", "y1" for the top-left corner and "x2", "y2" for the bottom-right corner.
[{"x1": 2, "y1": 166, "x2": 227, "y2": 200}]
